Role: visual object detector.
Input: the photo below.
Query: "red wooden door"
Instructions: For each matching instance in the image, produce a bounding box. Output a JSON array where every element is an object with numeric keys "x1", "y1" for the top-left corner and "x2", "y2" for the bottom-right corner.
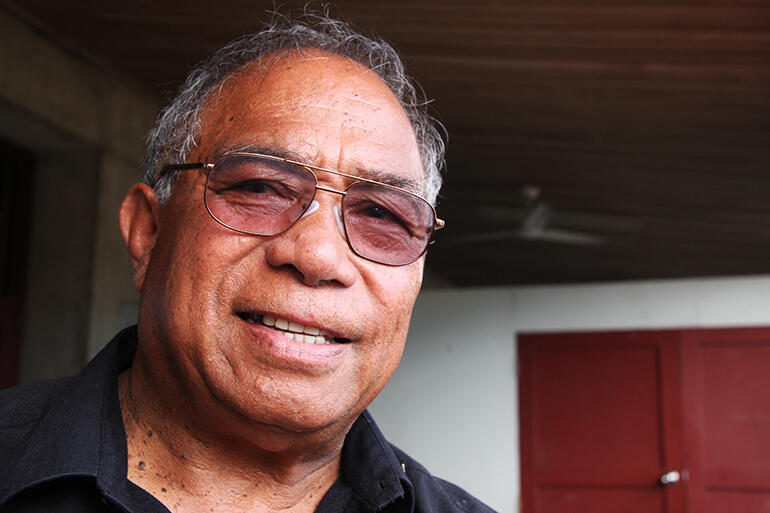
[
  {"x1": 519, "y1": 327, "x2": 770, "y2": 513},
  {"x1": 519, "y1": 330, "x2": 685, "y2": 513},
  {"x1": 681, "y1": 328, "x2": 770, "y2": 513}
]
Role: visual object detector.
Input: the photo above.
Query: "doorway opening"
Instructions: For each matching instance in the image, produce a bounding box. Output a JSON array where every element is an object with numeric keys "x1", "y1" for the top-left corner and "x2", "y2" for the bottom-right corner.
[{"x1": 0, "y1": 138, "x2": 35, "y2": 389}]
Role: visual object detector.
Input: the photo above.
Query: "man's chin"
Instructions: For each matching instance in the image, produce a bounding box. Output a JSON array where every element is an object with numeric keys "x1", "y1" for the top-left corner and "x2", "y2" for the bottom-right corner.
[{"x1": 208, "y1": 384, "x2": 362, "y2": 442}]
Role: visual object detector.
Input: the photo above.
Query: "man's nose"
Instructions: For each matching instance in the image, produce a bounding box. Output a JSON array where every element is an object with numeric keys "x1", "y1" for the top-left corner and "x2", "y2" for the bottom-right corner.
[{"x1": 264, "y1": 199, "x2": 357, "y2": 287}]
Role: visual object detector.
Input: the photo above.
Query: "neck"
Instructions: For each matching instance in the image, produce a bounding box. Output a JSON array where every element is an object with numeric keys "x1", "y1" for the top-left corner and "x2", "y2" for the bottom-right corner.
[{"x1": 118, "y1": 365, "x2": 345, "y2": 513}]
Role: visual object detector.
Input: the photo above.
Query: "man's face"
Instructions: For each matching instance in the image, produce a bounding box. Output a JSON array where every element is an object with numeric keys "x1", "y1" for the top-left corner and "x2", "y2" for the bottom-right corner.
[{"x1": 132, "y1": 51, "x2": 426, "y2": 435}]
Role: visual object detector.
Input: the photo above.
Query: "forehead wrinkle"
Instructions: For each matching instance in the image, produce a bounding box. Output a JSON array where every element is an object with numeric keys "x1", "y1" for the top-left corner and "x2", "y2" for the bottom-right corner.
[
  {"x1": 214, "y1": 143, "x2": 302, "y2": 161},
  {"x1": 349, "y1": 166, "x2": 422, "y2": 193},
  {"x1": 211, "y1": 143, "x2": 423, "y2": 193}
]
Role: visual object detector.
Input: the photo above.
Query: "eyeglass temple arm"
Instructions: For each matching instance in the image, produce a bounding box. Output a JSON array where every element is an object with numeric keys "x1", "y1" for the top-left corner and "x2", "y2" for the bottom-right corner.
[
  {"x1": 160, "y1": 162, "x2": 214, "y2": 174},
  {"x1": 435, "y1": 218, "x2": 445, "y2": 230}
]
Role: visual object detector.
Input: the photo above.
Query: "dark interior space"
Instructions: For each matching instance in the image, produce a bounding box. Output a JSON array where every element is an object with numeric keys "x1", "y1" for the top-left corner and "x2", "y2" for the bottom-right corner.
[{"x1": 0, "y1": 138, "x2": 34, "y2": 388}]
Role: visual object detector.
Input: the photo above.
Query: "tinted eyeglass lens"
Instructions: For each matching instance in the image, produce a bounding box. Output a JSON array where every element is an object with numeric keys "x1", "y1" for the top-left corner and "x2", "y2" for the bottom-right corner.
[
  {"x1": 204, "y1": 154, "x2": 435, "y2": 265},
  {"x1": 204, "y1": 155, "x2": 316, "y2": 235},
  {"x1": 343, "y1": 182, "x2": 434, "y2": 265}
]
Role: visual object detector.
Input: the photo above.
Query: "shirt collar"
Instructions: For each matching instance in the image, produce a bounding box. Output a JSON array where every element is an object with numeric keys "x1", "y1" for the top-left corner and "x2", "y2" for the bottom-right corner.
[
  {"x1": 0, "y1": 326, "x2": 137, "y2": 503},
  {"x1": 341, "y1": 410, "x2": 415, "y2": 512}
]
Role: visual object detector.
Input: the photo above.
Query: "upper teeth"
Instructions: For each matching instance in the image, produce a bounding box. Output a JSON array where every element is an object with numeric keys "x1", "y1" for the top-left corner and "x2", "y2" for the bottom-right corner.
[{"x1": 261, "y1": 315, "x2": 334, "y2": 344}]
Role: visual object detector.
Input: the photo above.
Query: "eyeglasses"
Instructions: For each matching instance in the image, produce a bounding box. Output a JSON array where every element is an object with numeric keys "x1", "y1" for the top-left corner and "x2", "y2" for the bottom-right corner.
[{"x1": 161, "y1": 152, "x2": 444, "y2": 266}]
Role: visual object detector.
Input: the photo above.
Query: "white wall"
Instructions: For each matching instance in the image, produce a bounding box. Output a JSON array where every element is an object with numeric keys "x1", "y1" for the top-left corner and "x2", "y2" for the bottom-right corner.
[{"x1": 370, "y1": 274, "x2": 770, "y2": 513}]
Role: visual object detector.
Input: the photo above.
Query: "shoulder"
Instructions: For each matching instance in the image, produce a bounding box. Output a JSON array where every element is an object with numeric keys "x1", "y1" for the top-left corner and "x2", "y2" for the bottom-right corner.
[
  {"x1": 0, "y1": 377, "x2": 70, "y2": 427},
  {"x1": 390, "y1": 445, "x2": 498, "y2": 513},
  {"x1": 0, "y1": 378, "x2": 71, "y2": 456}
]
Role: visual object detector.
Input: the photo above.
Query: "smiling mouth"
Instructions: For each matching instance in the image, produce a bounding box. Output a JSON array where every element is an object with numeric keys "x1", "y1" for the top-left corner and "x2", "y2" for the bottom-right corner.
[{"x1": 237, "y1": 312, "x2": 350, "y2": 344}]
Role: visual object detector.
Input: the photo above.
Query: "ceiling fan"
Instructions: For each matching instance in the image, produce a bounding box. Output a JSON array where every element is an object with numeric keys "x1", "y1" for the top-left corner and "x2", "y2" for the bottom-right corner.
[{"x1": 444, "y1": 185, "x2": 637, "y2": 246}]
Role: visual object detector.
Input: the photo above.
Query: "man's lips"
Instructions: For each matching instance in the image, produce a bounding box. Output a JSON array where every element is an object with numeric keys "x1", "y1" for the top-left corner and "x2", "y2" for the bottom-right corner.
[{"x1": 236, "y1": 312, "x2": 350, "y2": 344}]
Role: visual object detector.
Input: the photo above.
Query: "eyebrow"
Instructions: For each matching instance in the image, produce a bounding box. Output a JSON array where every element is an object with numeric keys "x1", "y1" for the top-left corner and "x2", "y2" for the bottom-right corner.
[{"x1": 215, "y1": 143, "x2": 424, "y2": 194}]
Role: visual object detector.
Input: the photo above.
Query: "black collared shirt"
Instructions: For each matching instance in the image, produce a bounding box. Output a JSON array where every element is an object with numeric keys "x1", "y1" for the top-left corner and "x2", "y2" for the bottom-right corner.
[{"x1": 0, "y1": 327, "x2": 495, "y2": 513}]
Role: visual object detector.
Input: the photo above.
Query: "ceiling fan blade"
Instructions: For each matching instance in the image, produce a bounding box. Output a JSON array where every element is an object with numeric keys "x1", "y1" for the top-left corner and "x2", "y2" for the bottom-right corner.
[
  {"x1": 443, "y1": 229, "x2": 528, "y2": 245},
  {"x1": 548, "y1": 210, "x2": 641, "y2": 233},
  {"x1": 476, "y1": 203, "x2": 639, "y2": 233},
  {"x1": 444, "y1": 227, "x2": 605, "y2": 246},
  {"x1": 521, "y1": 228, "x2": 606, "y2": 246}
]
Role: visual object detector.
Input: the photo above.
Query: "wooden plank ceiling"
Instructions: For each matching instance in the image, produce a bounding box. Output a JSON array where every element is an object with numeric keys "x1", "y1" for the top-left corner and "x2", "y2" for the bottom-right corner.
[{"x1": 5, "y1": 0, "x2": 770, "y2": 287}]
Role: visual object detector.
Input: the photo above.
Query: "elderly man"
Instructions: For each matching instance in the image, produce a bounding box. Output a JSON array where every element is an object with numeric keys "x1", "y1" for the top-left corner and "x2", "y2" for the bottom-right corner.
[{"x1": 0, "y1": 12, "x2": 493, "y2": 513}]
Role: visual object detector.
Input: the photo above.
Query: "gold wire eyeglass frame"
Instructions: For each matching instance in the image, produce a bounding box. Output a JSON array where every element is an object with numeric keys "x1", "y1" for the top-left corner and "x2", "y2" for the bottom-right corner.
[{"x1": 160, "y1": 151, "x2": 445, "y2": 266}]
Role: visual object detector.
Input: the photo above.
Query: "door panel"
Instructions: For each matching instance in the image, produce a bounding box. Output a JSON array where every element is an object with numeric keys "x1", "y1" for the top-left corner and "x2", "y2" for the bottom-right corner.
[
  {"x1": 682, "y1": 329, "x2": 770, "y2": 513},
  {"x1": 537, "y1": 487, "x2": 664, "y2": 513},
  {"x1": 533, "y1": 345, "x2": 661, "y2": 475},
  {"x1": 520, "y1": 331, "x2": 684, "y2": 513}
]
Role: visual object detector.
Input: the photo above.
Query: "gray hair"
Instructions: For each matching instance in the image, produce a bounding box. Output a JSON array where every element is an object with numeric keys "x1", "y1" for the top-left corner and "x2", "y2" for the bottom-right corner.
[{"x1": 143, "y1": 9, "x2": 445, "y2": 204}]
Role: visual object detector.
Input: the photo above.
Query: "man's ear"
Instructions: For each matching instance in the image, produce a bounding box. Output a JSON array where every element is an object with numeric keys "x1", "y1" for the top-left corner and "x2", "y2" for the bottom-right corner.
[{"x1": 119, "y1": 184, "x2": 161, "y2": 291}]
